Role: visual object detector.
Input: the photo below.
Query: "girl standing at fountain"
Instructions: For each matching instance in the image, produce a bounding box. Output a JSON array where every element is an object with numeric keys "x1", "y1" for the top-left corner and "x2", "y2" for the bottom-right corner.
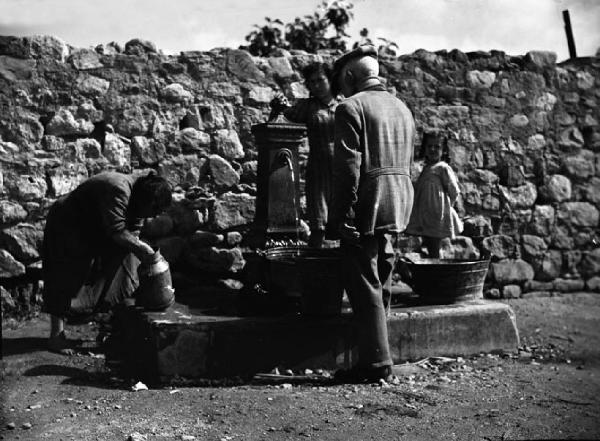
[
  {"x1": 406, "y1": 131, "x2": 463, "y2": 258},
  {"x1": 271, "y1": 62, "x2": 339, "y2": 248}
]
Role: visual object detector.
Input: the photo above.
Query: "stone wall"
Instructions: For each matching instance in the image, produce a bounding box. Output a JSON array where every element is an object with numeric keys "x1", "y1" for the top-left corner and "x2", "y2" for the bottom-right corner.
[{"x1": 0, "y1": 35, "x2": 599, "y2": 318}]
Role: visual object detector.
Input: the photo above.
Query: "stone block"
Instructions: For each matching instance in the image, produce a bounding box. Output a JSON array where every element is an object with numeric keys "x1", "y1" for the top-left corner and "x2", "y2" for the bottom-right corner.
[
  {"x1": 485, "y1": 288, "x2": 500, "y2": 299},
  {"x1": 0, "y1": 201, "x2": 27, "y2": 225},
  {"x1": 269, "y1": 57, "x2": 294, "y2": 78},
  {"x1": 521, "y1": 234, "x2": 548, "y2": 260},
  {"x1": 586, "y1": 276, "x2": 600, "y2": 292},
  {"x1": 558, "y1": 127, "x2": 584, "y2": 152},
  {"x1": 241, "y1": 160, "x2": 258, "y2": 183},
  {"x1": 131, "y1": 136, "x2": 166, "y2": 165},
  {"x1": 77, "y1": 138, "x2": 102, "y2": 159},
  {"x1": 5, "y1": 175, "x2": 47, "y2": 202},
  {"x1": 552, "y1": 278, "x2": 585, "y2": 292},
  {"x1": 526, "y1": 134, "x2": 546, "y2": 151},
  {"x1": 550, "y1": 226, "x2": 574, "y2": 250},
  {"x1": 575, "y1": 71, "x2": 595, "y2": 90},
  {"x1": 124, "y1": 38, "x2": 157, "y2": 55},
  {"x1": 225, "y1": 49, "x2": 264, "y2": 81},
  {"x1": 466, "y1": 70, "x2": 496, "y2": 88},
  {"x1": 0, "y1": 223, "x2": 43, "y2": 262},
  {"x1": 76, "y1": 74, "x2": 110, "y2": 96},
  {"x1": 103, "y1": 133, "x2": 131, "y2": 168},
  {"x1": 563, "y1": 150, "x2": 595, "y2": 180},
  {"x1": 439, "y1": 236, "x2": 480, "y2": 260},
  {"x1": 177, "y1": 128, "x2": 210, "y2": 155},
  {"x1": 247, "y1": 86, "x2": 275, "y2": 105},
  {"x1": 558, "y1": 202, "x2": 599, "y2": 228},
  {"x1": 462, "y1": 215, "x2": 493, "y2": 238},
  {"x1": 213, "y1": 129, "x2": 244, "y2": 160},
  {"x1": 482, "y1": 235, "x2": 516, "y2": 260},
  {"x1": 524, "y1": 51, "x2": 556, "y2": 69},
  {"x1": 491, "y1": 259, "x2": 534, "y2": 284},
  {"x1": 189, "y1": 231, "x2": 224, "y2": 248},
  {"x1": 499, "y1": 182, "x2": 537, "y2": 208},
  {"x1": 208, "y1": 154, "x2": 240, "y2": 188},
  {"x1": 534, "y1": 250, "x2": 563, "y2": 281},
  {"x1": 47, "y1": 163, "x2": 88, "y2": 197},
  {"x1": 0, "y1": 248, "x2": 26, "y2": 278},
  {"x1": 523, "y1": 280, "x2": 554, "y2": 292},
  {"x1": 186, "y1": 246, "x2": 246, "y2": 273},
  {"x1": 534, "y1": 92, "x2": 557, "y2": 111},
  {"x1": 226, "y1": 231, "x2": 243, "y2": 246},
  {"x1": 541, "y1": 175, "x2": 572, "y2": 202},
  {"x1": 162, "y1": 83, "x2": 193, "y2": 103},
  {"x1": 46, "y1": 109, "x2": 94, "y2": 137},
  {"x1": 580, "y1": 249, "x2": 600, "y2": 278},
  {"x1": 212, "y1": 192, "x2": 255, "y2": 230},
  {"x1": 502, "y1": 284, "x2": 522, "y2": 299},
  {"x1": 25, "y1": 35, "x2": 70, "y2": 61},
  {"x1": 509, "y1": 114, "x2": 529, "y2": 128},
  {"x1": 69, "y1": 49, "x2": 102, "y2": 70},
  {"x1": 0, "y1": 55, "x2": 35, "y2": 81}
]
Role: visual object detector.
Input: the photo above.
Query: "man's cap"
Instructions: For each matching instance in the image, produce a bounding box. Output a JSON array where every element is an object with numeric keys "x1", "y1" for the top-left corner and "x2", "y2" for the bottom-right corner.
[{"x1": 331, "y1": 45, "x2": 378, "y2": 95}]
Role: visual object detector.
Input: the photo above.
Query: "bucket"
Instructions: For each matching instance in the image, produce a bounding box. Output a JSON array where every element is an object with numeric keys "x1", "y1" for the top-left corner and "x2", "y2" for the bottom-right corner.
[
  {"x1": 401, "y1": 258, "x2": 490, "y2": 305},
  {"x1": 296, "y1": 248, "x2": 344, "y2": 316},
  {"x1": 264, "y1": 246, "x2": 306, "y2": 298},
  {"x1": 136, "y1": 250, "x2": 175, "y2": 311}
]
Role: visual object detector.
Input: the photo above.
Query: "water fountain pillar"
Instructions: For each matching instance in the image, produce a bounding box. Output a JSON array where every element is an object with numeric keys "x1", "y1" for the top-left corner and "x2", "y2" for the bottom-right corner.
[{"x1": 251, "y1": 121, "x2": 307, "y2": 246}]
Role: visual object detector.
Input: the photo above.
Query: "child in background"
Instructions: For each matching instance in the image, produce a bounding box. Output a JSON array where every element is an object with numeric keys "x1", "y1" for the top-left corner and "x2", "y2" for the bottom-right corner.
[{"x1": 405, "y1": 131, "x2": 463, "y2": 258}]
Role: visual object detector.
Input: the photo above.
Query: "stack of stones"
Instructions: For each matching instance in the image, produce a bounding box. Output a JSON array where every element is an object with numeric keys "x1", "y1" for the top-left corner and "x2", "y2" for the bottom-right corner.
[{"x1": 0, "y1": 35, "x2": 598, "y2": 318}]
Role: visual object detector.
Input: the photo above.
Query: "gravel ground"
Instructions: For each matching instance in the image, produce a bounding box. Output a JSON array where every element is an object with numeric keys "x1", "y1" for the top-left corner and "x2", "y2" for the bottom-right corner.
[{"x1": 2, "y1": 293, "x2": 600, "y2": 441}]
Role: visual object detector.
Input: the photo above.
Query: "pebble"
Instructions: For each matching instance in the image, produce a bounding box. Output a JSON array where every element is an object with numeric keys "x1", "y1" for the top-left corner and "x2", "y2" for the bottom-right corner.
[
  {"x1": 181, "y1": 436, "x2": 196, "y2": 440},
  {"x1": 284, "y1": 369, "x2": 294, "y2": 376},
  {"x1": 128, "y1": 433, "x2": 147, "y2": 441},
  {"x1": 6, "y1": 423, "x2": 15, "y2": 430},
  {"x1": 281, "y1": 383, "x2": 293, "y2": 389},
  {"x1": 22, "y1": 423, "x2": 32, "y2": 430}
]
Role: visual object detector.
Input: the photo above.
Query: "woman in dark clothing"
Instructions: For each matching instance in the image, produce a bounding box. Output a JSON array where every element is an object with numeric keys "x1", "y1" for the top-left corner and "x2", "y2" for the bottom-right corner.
[
  {"x1": 271, "y1": 62, "x2": 339, "y2": 247},
  {"x1": 42, "y1": 171, "x2": 171, "y2": 353}
]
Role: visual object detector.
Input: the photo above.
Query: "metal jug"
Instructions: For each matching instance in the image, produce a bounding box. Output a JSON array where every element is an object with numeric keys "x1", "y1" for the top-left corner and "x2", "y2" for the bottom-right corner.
[{"x1": 136, "y1": 250, "x2": 175, "y2": 311}]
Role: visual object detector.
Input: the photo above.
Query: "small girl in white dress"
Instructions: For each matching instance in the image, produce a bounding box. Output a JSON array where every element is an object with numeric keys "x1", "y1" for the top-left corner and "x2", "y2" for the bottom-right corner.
[{"x1": 406, "y1": 131, "x2": 463, "y2": 258}]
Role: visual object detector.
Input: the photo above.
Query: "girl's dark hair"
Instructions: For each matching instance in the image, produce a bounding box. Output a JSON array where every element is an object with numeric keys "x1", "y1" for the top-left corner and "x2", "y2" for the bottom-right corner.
[
  {"x1": 130, "y1": 172, "x2": 172, "y2": 214},
  {"x1": 301, "y1": 62, "x2": 332, "y2": 83},
  {"x1": 416, "y1": 130, "x2": 450, "y2": 163}
]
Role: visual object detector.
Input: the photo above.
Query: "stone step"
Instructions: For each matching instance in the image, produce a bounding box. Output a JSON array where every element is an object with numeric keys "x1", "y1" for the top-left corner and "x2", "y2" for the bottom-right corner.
[{"x1": 112, "y1": 300, "x2": 519, "y2": 382}]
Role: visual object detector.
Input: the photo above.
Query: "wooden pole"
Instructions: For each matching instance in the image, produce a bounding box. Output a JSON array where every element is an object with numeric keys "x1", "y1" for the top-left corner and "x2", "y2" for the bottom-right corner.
[{"x1": 562, "y1": 9, "x2": 577, "y2": 59}]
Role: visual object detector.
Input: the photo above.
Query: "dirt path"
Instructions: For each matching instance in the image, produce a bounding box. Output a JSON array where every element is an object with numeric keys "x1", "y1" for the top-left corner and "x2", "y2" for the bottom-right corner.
[{"x1": 2, "y1": 294, "x2": 600, "y2": 441}]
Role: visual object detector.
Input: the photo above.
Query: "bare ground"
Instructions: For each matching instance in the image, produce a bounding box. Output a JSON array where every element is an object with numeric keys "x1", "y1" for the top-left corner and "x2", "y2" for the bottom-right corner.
[{"x1": 2, "y1": 293, "x2": 600, "y2": 441}]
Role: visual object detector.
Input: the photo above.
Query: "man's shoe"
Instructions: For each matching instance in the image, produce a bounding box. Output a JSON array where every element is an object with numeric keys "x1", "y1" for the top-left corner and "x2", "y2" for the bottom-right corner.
[{"x1": 333, "y1": 365, "x2": 392, "y2": 384}]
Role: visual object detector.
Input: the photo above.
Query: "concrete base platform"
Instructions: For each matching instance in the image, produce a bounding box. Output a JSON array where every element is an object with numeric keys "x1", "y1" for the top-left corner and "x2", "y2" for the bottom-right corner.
[{"x1": 113, "y1": 301, "x2": 519, "y2": 382}]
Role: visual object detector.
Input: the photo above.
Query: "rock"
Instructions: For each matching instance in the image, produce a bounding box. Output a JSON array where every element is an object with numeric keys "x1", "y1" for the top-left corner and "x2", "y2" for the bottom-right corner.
[
  {"x1": 162, "y1": 83, "x2": 193, "y2": 103},
  {"x1": 0, "y1": 55, "x2": 35, "y2": 81},
  {"x1": 462, "y1": 215, "x2": 493, "y2": 238},
  {"x1": 558, "y1": 202, "x2": 599, "y2": 227},
  {"x1": 219, "y1": 278, "x2": 244, "y2": 290},
  {"x1": 534, "y1": 92, "x2": 557, "y2": 111},
  {"x1": 534, "y1": 250, "x2": 563, "y2": 281},
  {"x1": 177, "y1": 128, "x2": 210, "y2": 154},
  {"x1": 269, "y1": 56, "x2": 294, "y2": 77},
  {"x1": 226, "y1": 231, "x2": 243, "y2": 246},
  {"x1": 187, "y1": 246, "x2": 246, "y2": 273},
  {"x1": 208, "y1": 154, "x2": 240, "y2": 188},
  {"x1": 76, "y1": 138, "x2": 102, "y2": 159},
  {"x1": 521, "y1": 234, "x2": 548, "y2": 260},
  {"x1": 491, "y1": 259, "x2": 534, "y2": 284},
  {"x1": 586, "y1": 276, "x2": 600, "y2": 292},
  {"x1": 69, "y1": 49, "x2": 102, "y2": 70},
  {"x1": 509, "y1": 114, "x2": 529, "y2": 128},
  {"x1": 0, "y1": 249, "x2": 26, "y2": 277},
  {"x1": 526, "y1": 134, "x2": 546, "y2": 151},
  {"x1": 550, "y1": 226, "x2": 574, "y2": 250},
  {"x1": 24, "y1": 35, "x2": 70, "y2": 61},
  {"x1": 439, "y1": 236, "x2": 480, "y2": 259},
  {"x1": 580, "y1": 249, "x2": 600, "y2": 278},
  {"x1": 46, "y1": 109, "x2": 94, "y2": 137},
  {"x1": 42, "y1": 135, "x2": 65, "y2": 152},
  {"x1": 523, "y1": 280, "x2": 554, "y2": 292},
  {"x1": 5, "y1": 175, "x2": 47, "y2": 201},
  {"x1": 213, "y1": 129, "x2": 244, "y2": 160},
  {"x1": 466, "y1": 70, "x2": 496, "y2": 88},
  {"x1": 247, "y1": 85, "x2": 275, "y2": 105},
  {"x1": 158, "y1": 155, "x2": 204, "y2": 190},
  {"x1": 485, "y1": 288, "x2": 500, "y2": 299},
  {"x1": 0, "y1": 200, "x2": 27, "y2": 225},
  {"x1": 562, "y1": 150, "x2": 595, "y2": 179},
  {"x1": 189, "y1": 231, "x2": 224, "y2": 248},
  {"x1": 482, "y1": 235, "x2": 516, "y2": 260},
  {"x1": 499, "y1": 182, "x2": 537, "y2": 208},
  {"x1": 502, "y1": 284, "x2": 521, "y2": 299},
  {"x1": 225, "y1": 49, "x2": 264, "y2": 81},
  {"x1": 524, "y1": 51, "x2": 556, "y2": 69},
  {"x1": 558, "y1": 127, "x2": 584, "y2": 151},
  {"x1": 288, "y1": 81, "x2": 309, "y2": 99},
  {"x1": 212, "y1": 192, "x2": 255, "y2": 230},
  {"x1": 103, "y1": 133, "x2": 130, "y2": 168},
  {"x1": 1, "y1": 285, "x2": 16, "y2": 310},
  {"x1": 575, "y1": 71, "x2": 595, "y2": 90},
  {"x1": 168, "y1": 202, "x2": 204, "y2": 235},
  {"x1": 0, "y1": 223, "x2": 43, "y2": 262},
  {"x1": 553, "y1": 278, "x2": 585, "y2": 292},
  {"x1": 127, "y1": 432, "x2": 148, "y2": 441},
  {"x1": 47, "y1": 163, "x2": 88, "y2": 197},
  {"x1": 541, "y1": 175, "x2": 572, "y2": 202},
  {"x1": 131, "y1": 136, "x2": 166, "y2": 165},
  {"x1": 241, "y1": 160, "x2": 258, "y2": 183},
  {"x1": 124, "y1": 38, "x2": 157, "y2": 55},
  {"x1": 76, "y1": 75, "x2": 110, "y2": 96},
  {"x1": 142, "y1": 214, "x2": 174, "y2": 238}
]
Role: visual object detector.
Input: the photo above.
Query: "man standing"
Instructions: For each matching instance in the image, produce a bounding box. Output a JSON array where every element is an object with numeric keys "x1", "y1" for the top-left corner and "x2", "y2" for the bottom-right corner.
[{"x1": 329, "y1": 46, "x2": 415, "y2": 383}]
